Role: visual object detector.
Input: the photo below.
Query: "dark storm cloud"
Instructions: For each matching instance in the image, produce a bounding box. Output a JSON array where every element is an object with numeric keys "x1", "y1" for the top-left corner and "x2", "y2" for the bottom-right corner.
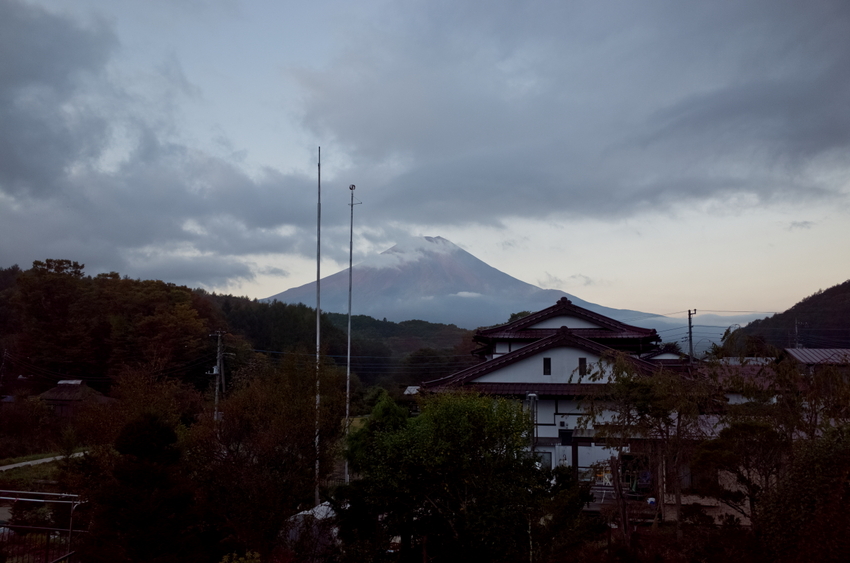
[
  {"x1": 0, "y1": 0, "x2": 115, "y2": 197},
  {"x1": 3, "y1": 0, "x2": 849, "y2": 292},
  {"x1": 0, "y1": 0, "x2": 321, "y2": 285},
  {"x1": 295, "y1": 0, "x2": 850, "y2": 225},
  {"x1": 124, "y1": 251, "x2": 256, "y2": 289}
]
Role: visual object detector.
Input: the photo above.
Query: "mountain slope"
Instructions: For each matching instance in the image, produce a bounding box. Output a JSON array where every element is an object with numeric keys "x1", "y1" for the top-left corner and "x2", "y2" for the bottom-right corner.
[
  {"x1": 266, "y1": 236, "x2": 663, "y2": 330},
  {"x1": 741, "y1": 279, "x2": 850, "y2": 348}
]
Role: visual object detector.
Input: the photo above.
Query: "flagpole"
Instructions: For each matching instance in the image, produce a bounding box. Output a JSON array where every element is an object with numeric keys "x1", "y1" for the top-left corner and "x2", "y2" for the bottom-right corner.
[
  {"x1": 345, "y1": 184, "x2": 359, "y2": 484},
  {"x1": 314, "y1": 147, "x2": 321, "y2": 506}
]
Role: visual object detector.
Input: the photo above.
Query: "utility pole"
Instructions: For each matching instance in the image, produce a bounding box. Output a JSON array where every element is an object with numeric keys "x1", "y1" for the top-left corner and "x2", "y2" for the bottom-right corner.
[
  {"x1": 795, "y1": 318, "x2": 800, "y2": 349},
  {"x1": 210, "y1": 330, "x2": 226, "y2": 421},
  {"x1": 314, "y1": 147, "x2": 322, "y2": 507},
  {"x1": 216, "y1": 330, "x2": 225, "y2": 394},
  {"x1": 526, "y1": 392, "x2": 538, "y2": 454},
  {"x1": 345, "y1": 184, "x2": 360, "y2": 484},
  {"x1": 688, "y1": 309, "x2": 696, "y2": 361},
  {"x1": 0, "y1": 349, "x2": 6, "y2": 394}
]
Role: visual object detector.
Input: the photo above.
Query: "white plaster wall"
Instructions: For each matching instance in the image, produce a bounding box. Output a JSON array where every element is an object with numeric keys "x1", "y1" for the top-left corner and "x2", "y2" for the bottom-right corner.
[
  {"x1": 475, "y1": 348, "x2": 602, "y2": 384},
  {"x1": 493, "y1": 341, "x2": 529, "y2": 356},
  {"x1": 534, "y1": 399, "x2": 617, "y2": 434},
  {"x1": 529, "y1": 398, "x2": 624, "y2": 470},
  {"x1": 535, "y1": 398, "x2": 557, "y2": 431},
  {"x1": 529, "y1": 315, "x2": 602, "y2": 329}
]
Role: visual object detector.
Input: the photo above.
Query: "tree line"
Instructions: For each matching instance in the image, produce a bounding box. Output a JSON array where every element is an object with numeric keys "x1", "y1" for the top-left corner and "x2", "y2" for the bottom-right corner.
[
  {"x1": 0, "y1": 260, "x2": 475, "y2": 397},
  {"x1": 738, "y1": 278, "x2": 850, "y2": 348}
]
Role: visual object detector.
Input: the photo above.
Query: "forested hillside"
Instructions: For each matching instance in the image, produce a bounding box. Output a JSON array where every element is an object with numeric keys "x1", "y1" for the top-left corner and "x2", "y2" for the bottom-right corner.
[
  {"x1": 741, "y1": 279, "x2": 850, "y2": 348},
  {"x1": 0, "y1": 260, "x2": 228, "y2": 393},
  {"x1": 0, "y1": 260, "x2": 476, "y2": 397}
]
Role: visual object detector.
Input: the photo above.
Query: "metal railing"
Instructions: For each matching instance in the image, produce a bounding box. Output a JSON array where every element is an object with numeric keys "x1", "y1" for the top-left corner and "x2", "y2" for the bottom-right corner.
[
  {"x1": 0, "y1": 490, "x2": 84, "y2": 563},
  {"x1": 0, "y1": 524, "x2": 82, "y2": 563}
]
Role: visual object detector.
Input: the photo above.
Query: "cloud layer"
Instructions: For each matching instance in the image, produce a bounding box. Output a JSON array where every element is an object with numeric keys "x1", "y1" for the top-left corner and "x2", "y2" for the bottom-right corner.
[
  {"x1": 1, "y1": 0, "x2": 848, "y2": 300},
  {"x1": 294, "y1": 0, "x2": 850, "y2": 225}
]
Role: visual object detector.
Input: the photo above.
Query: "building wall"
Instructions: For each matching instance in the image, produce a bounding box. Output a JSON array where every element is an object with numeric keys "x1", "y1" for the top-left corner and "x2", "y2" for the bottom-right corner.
[
  {"x1": 529, "y1": 315, "x2": 602, "y2": 330},
  {"x1": 476, "y1": 348, "x2": 604, "y2": 384},
  {"x1": 532, "y1": 398, "x2": 618, "y2": 437},
  {"x1": 528, "y1": 397, "x2": 621, "y2": 470},
  {"x1": 493, "y1": 341, "x2": 530, "y2": 355}
]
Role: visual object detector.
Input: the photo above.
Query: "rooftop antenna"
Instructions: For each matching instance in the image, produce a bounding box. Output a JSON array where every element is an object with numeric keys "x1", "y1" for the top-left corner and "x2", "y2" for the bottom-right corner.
[
  {"x1": 345, "y1": 184, "x2": 361, "y2": 484},
  {"x1": 314, "y1": 147, "x2": 321, "y2": 506}
]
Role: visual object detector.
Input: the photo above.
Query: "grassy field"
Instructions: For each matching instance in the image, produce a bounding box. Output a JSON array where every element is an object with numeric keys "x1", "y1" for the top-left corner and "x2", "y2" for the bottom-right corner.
[
  {"x1": 0, "y1": 461, "x2": 61, "y2": 491},
  {"x1": 0, "y1": 449, "x2": 88, "y2": 492}
]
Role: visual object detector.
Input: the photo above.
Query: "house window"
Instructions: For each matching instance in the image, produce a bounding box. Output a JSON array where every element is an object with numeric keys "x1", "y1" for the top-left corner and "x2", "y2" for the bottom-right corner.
[
  {"x1": 579, "y1": 357, "x2": 587, "y2": 376},
  {"x1": 543, "y1": 357, "x2": 552, "y2": 375},
  {"x1": 559, "y1": 429, "x2": 573, "y2": 446}
]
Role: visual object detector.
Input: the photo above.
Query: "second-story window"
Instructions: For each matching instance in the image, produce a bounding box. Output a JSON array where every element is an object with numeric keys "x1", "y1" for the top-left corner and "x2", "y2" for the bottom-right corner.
[
  {"x1": 579, "y1": 357, "x2": 587, "y2": 376},
  {"x1": 543, "y1": 357, "x2": 552, "y2": 375}
]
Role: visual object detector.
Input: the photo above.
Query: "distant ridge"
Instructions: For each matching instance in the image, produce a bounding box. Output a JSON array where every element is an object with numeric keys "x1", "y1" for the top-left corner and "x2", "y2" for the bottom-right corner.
[
  {"x1": 266, "y1": 236, "x2": 664, "y2": 330},
  {"x1": 741, "y1": 279, "x2": 850, "y2": 348}
]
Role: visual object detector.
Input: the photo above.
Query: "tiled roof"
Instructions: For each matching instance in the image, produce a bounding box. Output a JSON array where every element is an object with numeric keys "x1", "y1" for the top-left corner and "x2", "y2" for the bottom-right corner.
[
  {"x1": 481, "y1": 328, "x2": 657, "y2": 340},
  {"x1": 694, "y1": 361, "x2": 779, "y2": 392},
  {"x1": 477, "y1": 297, "x2": 658, "y2": 339},
  {"x1": 423, "y1": 327, "x2": 658, "y2": 389},
  {"x1": 39, "y1": 382, "x2": 107, "y2": 402}
]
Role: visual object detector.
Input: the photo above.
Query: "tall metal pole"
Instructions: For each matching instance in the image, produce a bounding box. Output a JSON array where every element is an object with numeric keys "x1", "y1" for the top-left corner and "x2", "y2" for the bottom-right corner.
[
  {"x1": 314, "y1": 147, "x2": 322, "y2": 506},
  {"x1": 345, "y1": 184, "x2": 358, "y2": 484}
]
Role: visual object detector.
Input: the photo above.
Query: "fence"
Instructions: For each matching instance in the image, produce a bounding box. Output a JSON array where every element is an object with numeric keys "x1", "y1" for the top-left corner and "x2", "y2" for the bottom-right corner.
[
  {"x1": 0, "y1": 491, "x2": 84, "y2": 563},
  {"x1": 0, "y1": 524, "x2": 80, "y2": 563}
]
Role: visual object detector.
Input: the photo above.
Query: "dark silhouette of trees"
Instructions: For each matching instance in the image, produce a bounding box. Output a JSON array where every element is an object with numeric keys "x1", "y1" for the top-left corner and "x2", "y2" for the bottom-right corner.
[
  {"x1": 576, "y1": 353, "x2": 722, "y2": 541},
  {"x1": 738, "y1": 279, "x2": 850, "y2": 348},
  {"x1": 77, "y1": 413, "x2": 216, "y2": 563},
  {"x1": 757, "y1": 426, "x2": 850, "y2": 563},
  {"x1": 0, "y1": 260, "x2": 225, "y2": 393},
  {"x1": 185, "y1": 353, "x2": 346, "y2": 557}
]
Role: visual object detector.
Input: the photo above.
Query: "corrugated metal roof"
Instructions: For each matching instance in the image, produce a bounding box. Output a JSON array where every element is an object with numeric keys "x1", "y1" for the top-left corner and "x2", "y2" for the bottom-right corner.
[{"x1": 785, "y1": 348, "x2": 850, "y2": 365}]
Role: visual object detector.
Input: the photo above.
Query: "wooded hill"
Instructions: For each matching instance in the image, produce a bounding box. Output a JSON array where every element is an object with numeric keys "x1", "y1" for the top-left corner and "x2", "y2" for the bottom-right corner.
[
  {"x1": 740, "y1": 279, "x2": 850, "y2": 349},
  {"x1": 0, "y1": 260, "x2": 476, "y2": 400}
]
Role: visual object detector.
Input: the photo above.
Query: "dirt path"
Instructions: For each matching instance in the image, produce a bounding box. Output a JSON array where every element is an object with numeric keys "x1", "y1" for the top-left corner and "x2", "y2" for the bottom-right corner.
[{"x1": 0, "y1": 452, "x2": 85, "y2": 472}]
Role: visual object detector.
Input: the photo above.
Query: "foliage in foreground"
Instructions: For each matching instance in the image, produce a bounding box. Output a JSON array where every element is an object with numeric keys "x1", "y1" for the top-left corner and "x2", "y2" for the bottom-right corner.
[
  {"x1": 56, "y1": 353, "x2": 345, "y2": 562},
  {"x1": 338, "y1": 391, "x2": 595, "y2": 562}
]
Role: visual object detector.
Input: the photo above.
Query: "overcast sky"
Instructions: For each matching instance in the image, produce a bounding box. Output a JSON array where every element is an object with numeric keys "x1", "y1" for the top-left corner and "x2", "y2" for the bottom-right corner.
[{"x1": 2, "y1": 0, "x2": 848, "y2": 320}]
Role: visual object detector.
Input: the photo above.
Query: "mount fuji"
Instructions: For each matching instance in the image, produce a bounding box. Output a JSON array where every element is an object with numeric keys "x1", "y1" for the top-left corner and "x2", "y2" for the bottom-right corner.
[{"x1": 266, "y1": 236, "x2": 674, "y2": 331}]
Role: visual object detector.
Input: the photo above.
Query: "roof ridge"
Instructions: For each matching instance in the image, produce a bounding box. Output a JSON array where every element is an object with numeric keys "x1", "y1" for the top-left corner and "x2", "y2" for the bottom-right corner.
[
  {"x1": 476, "y1": 297, "x2": 657, "y2": 337},
  {"x1": 425, "y1": 327, "x2": 656, "y2": 388}
]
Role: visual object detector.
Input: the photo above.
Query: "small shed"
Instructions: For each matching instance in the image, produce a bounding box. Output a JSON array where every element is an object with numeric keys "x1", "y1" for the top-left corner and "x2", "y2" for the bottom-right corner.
[{"x1": 38, "y1": 380, "x2": 112, "y2": 417}]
